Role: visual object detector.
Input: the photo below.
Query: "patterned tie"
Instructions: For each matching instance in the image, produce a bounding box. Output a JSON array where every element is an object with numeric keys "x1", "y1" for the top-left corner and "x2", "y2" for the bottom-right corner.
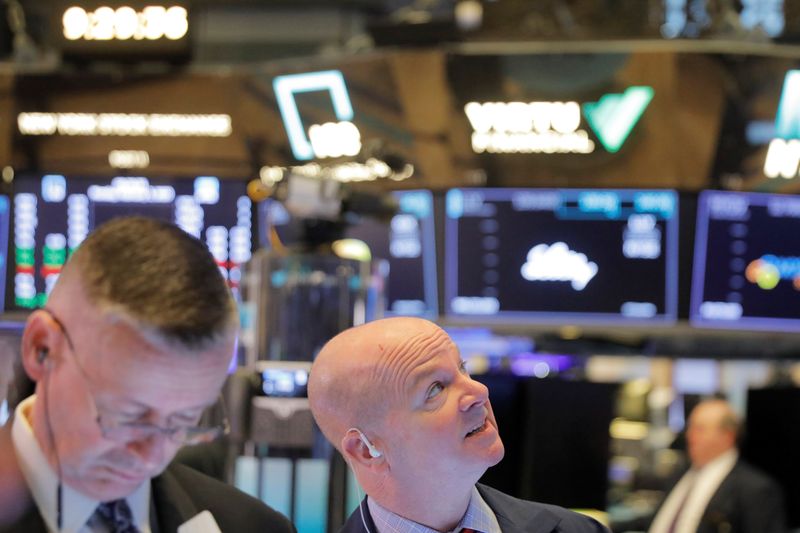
[{"x1": 95, "y1": 499, "x2": 141, "y2": 533}]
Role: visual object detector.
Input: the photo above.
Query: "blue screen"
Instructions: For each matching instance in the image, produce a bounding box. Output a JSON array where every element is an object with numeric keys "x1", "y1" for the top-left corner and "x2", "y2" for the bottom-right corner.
[
  {"x1": 444, "y1": 188, "x2": 679, "y2": 324},
  {"x1": 691, "y1": 190, "x2": 800, "y2": 332},
  {"x1": 0, "y1": 196, "x2": 9, "y2": 312}
]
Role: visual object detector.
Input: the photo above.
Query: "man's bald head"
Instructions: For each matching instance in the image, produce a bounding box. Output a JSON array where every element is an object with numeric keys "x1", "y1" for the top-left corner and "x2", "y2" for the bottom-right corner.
[{"x1": 308, "y1": 317, "x2": 446, "y2": 453}]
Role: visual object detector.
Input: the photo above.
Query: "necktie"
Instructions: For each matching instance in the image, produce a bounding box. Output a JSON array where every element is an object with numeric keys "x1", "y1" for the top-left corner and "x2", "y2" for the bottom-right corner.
[{"x1": 95, "y1": 499, "x2": 141, "y2": 533}]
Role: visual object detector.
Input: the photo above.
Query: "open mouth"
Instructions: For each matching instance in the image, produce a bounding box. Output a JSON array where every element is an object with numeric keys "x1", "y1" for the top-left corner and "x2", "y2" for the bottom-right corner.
[{"x1": 465, "y1": 420, "x2": 487, "y2": 438}]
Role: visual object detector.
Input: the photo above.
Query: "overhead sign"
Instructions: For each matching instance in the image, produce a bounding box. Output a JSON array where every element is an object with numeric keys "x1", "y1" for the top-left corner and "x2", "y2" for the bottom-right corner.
[
  {"x1": 62, "y1": 5, "x2": 188, "y2": 41},
  {"x1": 273, "y1": 70, "x2": 362, "y2": 161},
  {"x1": 465, "y1": 86, "x2": 653, "y2": 155},
  {"x1": 764, "y1": 70, "x2": 800, "y2": 179},
  {"x1": 582, "y1": 87, "x2": 654, "y2": 153},
  {"x1": 56, "y1": 2, "x2": 190, "y2": 60},
  {"x1": 17, "y1": 112, "x2": 231, "y2": 137}
]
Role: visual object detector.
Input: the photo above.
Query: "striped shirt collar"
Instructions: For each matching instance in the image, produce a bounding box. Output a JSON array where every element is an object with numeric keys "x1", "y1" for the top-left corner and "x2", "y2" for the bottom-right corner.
[{"x1": 366, "y1": 485, "x2": 501, "y2": 533}]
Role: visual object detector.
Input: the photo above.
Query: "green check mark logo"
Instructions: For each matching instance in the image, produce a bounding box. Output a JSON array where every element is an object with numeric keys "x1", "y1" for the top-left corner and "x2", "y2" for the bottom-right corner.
[{"x1": 582, "y1": 86, "x2": 654, "y2": 153}]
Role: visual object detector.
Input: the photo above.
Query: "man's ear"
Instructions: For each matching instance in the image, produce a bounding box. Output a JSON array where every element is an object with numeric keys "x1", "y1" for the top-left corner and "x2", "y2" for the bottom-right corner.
[
  {"x1": 342, "y1": 430, "x2": 386, "y2": 469},
  {"x1": 20, "y1": 310, "x2": 58, "y2": 381}
]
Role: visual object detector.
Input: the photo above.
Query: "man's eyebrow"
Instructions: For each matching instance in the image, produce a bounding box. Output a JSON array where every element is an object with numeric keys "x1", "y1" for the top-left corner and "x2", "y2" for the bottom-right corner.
[{"x1": 406, "y1": 362, "x2": 441, "y2": 393}]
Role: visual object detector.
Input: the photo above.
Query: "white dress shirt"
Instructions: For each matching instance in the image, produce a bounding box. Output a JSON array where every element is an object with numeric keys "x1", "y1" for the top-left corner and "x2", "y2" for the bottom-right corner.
[
  {"x1": 366, "y1": 486, "x2": 502, "y2": 533},
  {"x1": 649, "y1": 449, "x2": 739, "y2": 533},
  {"x1": 12, "y1": 396, "x2": 152, "y2": 533}
]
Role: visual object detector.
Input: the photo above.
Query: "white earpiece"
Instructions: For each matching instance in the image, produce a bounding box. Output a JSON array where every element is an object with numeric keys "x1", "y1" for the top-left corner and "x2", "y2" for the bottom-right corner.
[{"x1": 348, "y1": 427, "x2": 382, "y2": 458}]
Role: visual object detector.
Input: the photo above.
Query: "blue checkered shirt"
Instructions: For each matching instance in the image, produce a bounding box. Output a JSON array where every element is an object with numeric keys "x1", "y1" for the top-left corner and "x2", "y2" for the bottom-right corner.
[{"x1": 366, "y1": 486, "x2": 502, "y2": 533}]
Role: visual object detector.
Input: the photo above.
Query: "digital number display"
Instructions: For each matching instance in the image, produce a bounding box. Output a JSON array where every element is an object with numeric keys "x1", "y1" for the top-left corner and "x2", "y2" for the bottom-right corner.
[
  {"x1": 12, "y1": 174, "x2": 252, "y2": 309},
  {"x1": 62, "y1": 5, "x2": 188, "y2": 41},
  {"x1": 445, "y1": 188, "x2": 679, "y2": 324}
]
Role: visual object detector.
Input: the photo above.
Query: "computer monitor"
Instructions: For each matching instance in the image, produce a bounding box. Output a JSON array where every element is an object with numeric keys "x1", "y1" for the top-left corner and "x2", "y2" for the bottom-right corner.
[
  {"x1": 691, "y1": 190, "x2": 800, "y2": 332},
  {"x1": 444, "y1": 188, "x2": 679, "y2": 324},
  {"x1": 11, "y1": 174, "x2": 253, "y2": 309},
  {"x1": 259, "y1": 189, "x2": 438, "y2": 318},
  {"x1": 0, "y1": 196, "x2": 11, "y2": 313}
]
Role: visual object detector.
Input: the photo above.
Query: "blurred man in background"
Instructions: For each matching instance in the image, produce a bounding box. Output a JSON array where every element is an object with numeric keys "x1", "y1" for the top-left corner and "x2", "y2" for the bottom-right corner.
[
  {"x1": 309, "y1": 316, "x2": 608, "y2": 533},
  {"x1": 617, "y1": 398, "x2": 786, "y2": 533},
  {"x1": 0, "y1": 217, "x2": 294, "y2": 533}
]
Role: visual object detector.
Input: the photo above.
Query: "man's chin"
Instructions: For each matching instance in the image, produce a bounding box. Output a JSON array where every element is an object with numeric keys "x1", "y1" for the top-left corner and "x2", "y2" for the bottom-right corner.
[
  {"x1": 486, "y1": 440, "x2": 505, "y2": 467},
  {"x1": 68, "y1": 473, "x2": 148, "y2": 501}
]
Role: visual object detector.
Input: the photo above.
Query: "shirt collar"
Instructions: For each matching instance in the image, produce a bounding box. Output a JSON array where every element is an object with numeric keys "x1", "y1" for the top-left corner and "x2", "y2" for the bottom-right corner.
[
  {"x1": 367, "y1": 486, "x2": 501, "y2": 533},
  {"x1": 696, "y1": 448, "x2": 738, "y2": 475},
  {"x1": 11, "y1": 395, "x2": 152, "y2": 532}
]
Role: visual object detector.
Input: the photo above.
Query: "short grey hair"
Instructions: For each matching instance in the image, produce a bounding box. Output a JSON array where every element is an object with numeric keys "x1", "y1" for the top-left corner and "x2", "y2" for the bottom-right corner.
[{"x1": 60, "y1": 216, "x2": 238, "y2": 351}]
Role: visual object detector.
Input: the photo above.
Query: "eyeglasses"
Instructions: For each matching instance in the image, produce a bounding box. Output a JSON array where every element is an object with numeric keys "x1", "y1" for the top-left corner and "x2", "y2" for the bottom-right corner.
[{"x1": 41, "y1": 308, "x2": 230, "y2": 446}]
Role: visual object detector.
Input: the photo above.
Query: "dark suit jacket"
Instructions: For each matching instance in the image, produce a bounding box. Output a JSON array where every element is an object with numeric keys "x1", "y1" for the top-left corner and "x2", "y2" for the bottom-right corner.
[
  {"x1": 614, "y1": 460, "x2": 787, "y2": 533},
  {"x1": 0, "y1": 462, "x2": 296, "y2": 533},
  {"x1": 340, "y1": 483, "x2": 608, "y2": 533},
  {"x1": 692, "y1": 461, "x2": 786, "y2": 533}
]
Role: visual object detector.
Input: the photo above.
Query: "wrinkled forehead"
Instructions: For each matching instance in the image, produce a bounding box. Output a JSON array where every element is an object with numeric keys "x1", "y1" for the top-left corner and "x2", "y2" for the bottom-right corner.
[{"x1": 370, "y1": 324, "x2": 459, "y2": 400}]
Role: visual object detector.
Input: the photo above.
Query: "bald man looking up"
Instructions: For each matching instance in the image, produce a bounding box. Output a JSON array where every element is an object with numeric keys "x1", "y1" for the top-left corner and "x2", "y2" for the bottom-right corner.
[{"x1": 309, "y1": 317, "x2": 608, "y2": 533}]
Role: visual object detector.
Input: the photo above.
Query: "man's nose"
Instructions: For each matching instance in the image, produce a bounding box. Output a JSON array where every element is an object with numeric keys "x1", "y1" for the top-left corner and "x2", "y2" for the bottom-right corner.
[
  {"x1": 127, "y1": 432, "x2": 169, "y2": 470},
  {"x1": 459, "y1": 376, "x2": 490, "y2": 411}
]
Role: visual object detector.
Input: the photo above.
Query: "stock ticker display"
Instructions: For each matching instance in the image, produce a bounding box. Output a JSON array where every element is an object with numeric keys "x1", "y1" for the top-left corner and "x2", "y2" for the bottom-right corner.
[
  {"x1": 260, "y1": 189, "x2": 438, "y2": 318},
  {"x1": 11, "y1": 174, "x2": 252, "y2": 309},
  {"x1": 691, "y1": 190, "x2": 800, "y2": 332},
  {"x1": 444, "y1": 188, "x2": 679, "y2": 324}
]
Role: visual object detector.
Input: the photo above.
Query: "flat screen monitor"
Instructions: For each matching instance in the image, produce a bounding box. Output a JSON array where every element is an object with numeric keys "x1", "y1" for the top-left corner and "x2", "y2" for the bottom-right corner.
[
  {"x1": 11, "y1": 174, "x2": 253, "y2": 309},
  {"x1": 259, "y1": 189, "x2": 438, "y2": 318},
  {"x1": 691, "y1": 190, "x2": 800, "y2": 332},
  {"x1": 444, "y1": 188, "x2": 679, "y2": 324},
  {"x1": 0, "y1": 196, "x2": 10, "y2": 312}
]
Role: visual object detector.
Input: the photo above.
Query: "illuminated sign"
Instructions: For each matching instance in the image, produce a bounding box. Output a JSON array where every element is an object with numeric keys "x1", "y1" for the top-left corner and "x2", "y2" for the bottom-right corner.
[
  {"x1": 108, "y1": 150, "x2": 149, "y2": 168},
  {"x1": 465, "y1": 101, "x2": 594, "y2": 154},
  {"x1": 62, "y1": 5, "x2": 188, "y2": 41},
  {"x1": 582, "y1": 87, "x2": 654, "y2": 153},
  {"x1": 763, "y1": 71, "x2": 800, "y2": 179},
  {"x1": 465, "y1": 86, "x2": 653, "y2": 155},
  {"x1": 17, "y1": 112, "x2": 231, "y2": 137},
  {"x1": 273, "y1": 70, "x2": 362, "y2": 161}
]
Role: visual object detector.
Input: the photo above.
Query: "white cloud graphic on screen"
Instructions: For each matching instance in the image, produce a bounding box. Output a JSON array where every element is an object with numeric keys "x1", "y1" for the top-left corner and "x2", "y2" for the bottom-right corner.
[{"x1": 520, "y1": 242, "x2": 598, "y2": 290}]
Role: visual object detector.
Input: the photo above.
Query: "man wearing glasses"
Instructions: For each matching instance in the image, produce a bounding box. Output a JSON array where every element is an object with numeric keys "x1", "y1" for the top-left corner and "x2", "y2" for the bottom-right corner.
[{"x1": 0, "y1": 217, "x2": 295, "y2": 533}]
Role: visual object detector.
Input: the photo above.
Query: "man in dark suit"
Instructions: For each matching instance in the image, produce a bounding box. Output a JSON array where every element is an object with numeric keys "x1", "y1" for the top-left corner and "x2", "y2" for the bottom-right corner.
[
  {"x1": 616, "y1": 399, "x2": 786, "y2": 533},
  {"x1": 0, "y1": 217, "x2": 294, "y2": 533},
  {"x1": 308, "y1": 317, "x2": 607, "y2": 533}
]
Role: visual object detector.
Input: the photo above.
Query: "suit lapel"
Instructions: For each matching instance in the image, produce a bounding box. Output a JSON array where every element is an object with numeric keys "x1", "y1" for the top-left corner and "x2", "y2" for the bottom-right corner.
[
  {"x1": 697, "y1": 465, "x2": 738, "y2": 533},
  {"x1": 477, "y1": 484, "x2": 562, "y2": 533},
  {"x1": 150, "y1": 467, "x2": 201, "y2": 532},
  {"x1": 0, "y1": 504, "x2": 48, "y2": 533}
]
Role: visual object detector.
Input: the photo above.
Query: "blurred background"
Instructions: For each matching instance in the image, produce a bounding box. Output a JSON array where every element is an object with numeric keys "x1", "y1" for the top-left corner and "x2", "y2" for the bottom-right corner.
[{"x1": 2, "y1": 1, "x2": 800, "y2": 531}]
